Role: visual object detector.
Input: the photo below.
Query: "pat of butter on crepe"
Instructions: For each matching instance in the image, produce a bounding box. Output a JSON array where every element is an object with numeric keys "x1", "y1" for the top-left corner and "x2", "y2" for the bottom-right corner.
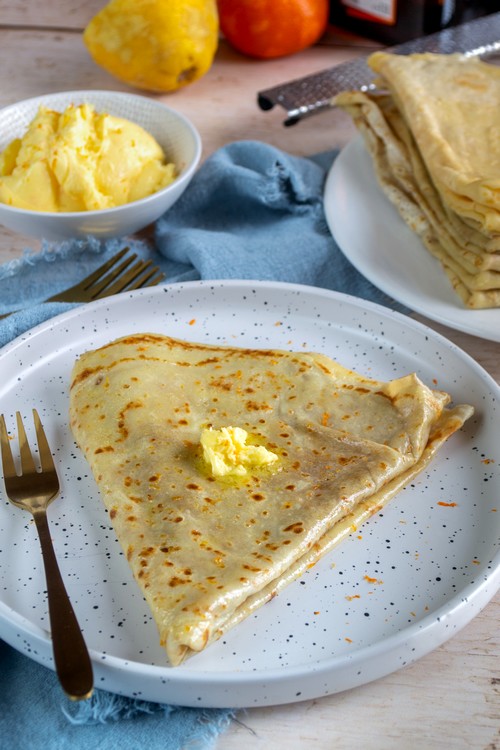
[
  {"x1": 69, "y1": 333, "x2": 473, "y2": 665},
  {"x1": 201, "y1": 426, "x2": 279, "y2": 477}
]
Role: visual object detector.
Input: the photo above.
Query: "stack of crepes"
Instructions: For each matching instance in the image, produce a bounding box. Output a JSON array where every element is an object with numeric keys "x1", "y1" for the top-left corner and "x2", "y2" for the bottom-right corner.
[{"x1": 335, "y1": 52, "x2": 500, "y2": 309}]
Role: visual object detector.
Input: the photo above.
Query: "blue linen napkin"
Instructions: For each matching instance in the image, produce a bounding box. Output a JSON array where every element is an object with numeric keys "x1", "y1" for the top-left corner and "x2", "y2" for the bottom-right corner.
[
  {"x1": 0, "y1": 140, "x2": 404, "y2": 750},
  {"x1": 0, "y1": 640, "x2": 233, "y2": 750},
  {"x1": 0, "y1": 141, "x2": 404, "y2": 338}
]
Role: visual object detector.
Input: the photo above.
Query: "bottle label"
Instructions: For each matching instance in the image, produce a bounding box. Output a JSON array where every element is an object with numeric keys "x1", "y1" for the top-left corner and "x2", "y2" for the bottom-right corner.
[{"x1": 340, "y1": 0, "x2": 397, "y2": 25}]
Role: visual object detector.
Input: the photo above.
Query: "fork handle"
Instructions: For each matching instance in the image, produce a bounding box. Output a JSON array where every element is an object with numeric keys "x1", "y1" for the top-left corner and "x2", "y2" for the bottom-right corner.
[{"x1": 33, "y1": 510, "x2": 94, "y2": 701}]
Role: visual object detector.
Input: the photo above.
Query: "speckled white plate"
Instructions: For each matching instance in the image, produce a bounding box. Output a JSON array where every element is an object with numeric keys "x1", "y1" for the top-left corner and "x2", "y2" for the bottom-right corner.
[
  {"x1": 324, "y1": 138, "x2": 500, "y2": 343},
  {"x1": 0, "y1": 281, "x2": 499, "y2": 708}
]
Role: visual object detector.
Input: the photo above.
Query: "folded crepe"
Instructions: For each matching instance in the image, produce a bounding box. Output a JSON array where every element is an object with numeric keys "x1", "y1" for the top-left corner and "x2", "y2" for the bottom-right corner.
[
  {"x1": 335, "y1": 52, "x2": 500, "y2": 308},
  {"x1": 369, "y1": 52, "x2": 500, "y2": 233},
  {"x1": 69, "y1": 333, "x2": 473, "y2": 665}
]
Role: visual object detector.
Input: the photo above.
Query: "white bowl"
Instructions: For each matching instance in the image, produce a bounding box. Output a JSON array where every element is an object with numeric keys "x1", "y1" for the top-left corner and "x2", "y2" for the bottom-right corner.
[{"x1": 0, "y1": 91, "x2": 202, "y2": 240}]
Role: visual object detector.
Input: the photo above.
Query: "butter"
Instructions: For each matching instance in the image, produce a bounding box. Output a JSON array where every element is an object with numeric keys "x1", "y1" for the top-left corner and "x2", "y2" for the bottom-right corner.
[
  {"x1": 0, "y1": 103, "x2": 176, "y2": 212},
  {"x1": 200, "y1": 426, "x2": 278, "y2": 478}
]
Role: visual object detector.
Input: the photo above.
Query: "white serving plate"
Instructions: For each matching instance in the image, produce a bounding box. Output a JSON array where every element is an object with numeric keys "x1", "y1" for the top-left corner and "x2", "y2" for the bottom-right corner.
[
  {"x1": 324, "y1": 137, "x2": 500, "y2": 342},
  {"x1": 0, "y1": 280, "x2": 498, "y2": 708}
]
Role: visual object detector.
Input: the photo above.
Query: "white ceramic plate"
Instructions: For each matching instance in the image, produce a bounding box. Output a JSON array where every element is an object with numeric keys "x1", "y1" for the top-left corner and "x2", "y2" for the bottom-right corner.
[
  {"x1": 0, "y1": 281, "x2": 498, "y2": 708},
  {"x1": 324, "y1": 138, "x2": 500, "y2": 342}
]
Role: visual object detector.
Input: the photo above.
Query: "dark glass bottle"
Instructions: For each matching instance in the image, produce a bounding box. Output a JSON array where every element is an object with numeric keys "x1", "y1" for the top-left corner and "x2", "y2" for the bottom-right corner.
[
  {"x1": 328, "y1": 1, "x2": 460, "y2": 45},
  {"x1": 460, "y1": 1, "x2": 498, "y2": 23}
]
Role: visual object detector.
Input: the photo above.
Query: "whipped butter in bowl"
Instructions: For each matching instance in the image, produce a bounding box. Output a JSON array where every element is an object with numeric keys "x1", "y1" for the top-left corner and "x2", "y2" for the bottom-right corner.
[
  {"x1": 0, "y1": 91, "x2": 201, "y2": 239},
  {"x1": 0, "y1": 103, "x2": 177, "y2": 212}
]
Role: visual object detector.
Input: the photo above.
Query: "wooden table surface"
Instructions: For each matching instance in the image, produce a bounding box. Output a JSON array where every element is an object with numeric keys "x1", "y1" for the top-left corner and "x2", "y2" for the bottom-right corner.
[{"x1": 1, "y1": 4, "x2": 498, "y2": 748}]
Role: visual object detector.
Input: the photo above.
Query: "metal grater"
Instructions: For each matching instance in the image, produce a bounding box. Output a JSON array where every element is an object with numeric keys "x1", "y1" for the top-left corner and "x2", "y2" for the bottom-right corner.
[{"x1": 257, "y1": 12, "x2": 500, "y2": 126}]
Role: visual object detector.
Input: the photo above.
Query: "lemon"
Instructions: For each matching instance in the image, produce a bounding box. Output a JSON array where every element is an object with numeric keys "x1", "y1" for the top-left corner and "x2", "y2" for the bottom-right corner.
[{"x1": 83, "y1": 0, "x2": 219, "y2": 93}]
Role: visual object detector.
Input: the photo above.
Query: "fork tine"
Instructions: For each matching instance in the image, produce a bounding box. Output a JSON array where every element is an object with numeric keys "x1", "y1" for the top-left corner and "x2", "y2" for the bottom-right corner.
[
  {"x1": 96, "y1": 259, "x2": 152, "y2": 297},
  {"x1": 85, "y1": 254, "x2": 138, "y2": 297},
  {"x1": 145, "y1": 270, "x2": 166, "y2": 287},
  {"x1": 126, "y1": 268, "x2": 166, "y2": 291},
  {"x1": 33, "y1": 409, "x2": 56, "y2": 474},
  {"x1": 1, "y1": 248, "x2": 165, "y2": 319},
  {"x1": 16, "y1": 412, "x2": 37, "y2": 475},
  {"x1": 77, "y1": 248, "x2": 130, "y2": 290},
  {"x1": 0, "y1": 414, "x2": 17, "y2": 479}
]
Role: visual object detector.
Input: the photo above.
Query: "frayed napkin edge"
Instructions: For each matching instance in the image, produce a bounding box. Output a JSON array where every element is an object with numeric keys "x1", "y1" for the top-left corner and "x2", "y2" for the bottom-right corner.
[
  {"x1": 0, "y1": 236, "x2": 151, "y2": 282},
  {"x1": 62, "y1": 691, "x2": 236, "y2": 747}
]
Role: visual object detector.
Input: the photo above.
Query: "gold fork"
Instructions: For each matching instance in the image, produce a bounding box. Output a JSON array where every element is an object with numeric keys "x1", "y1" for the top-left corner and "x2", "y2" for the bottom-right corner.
[
  {"x1": 0, "y1": 247, "x2": 166, "y2": 319},
  {"x1": 0, "y1": 409, "x2": 93, "y2": 700}
]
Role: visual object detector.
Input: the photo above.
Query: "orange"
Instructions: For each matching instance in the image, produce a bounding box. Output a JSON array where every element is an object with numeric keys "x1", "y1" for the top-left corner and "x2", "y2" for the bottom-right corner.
[{"x1": 217, "y1": 0, "x2": 329, "y2": 59}]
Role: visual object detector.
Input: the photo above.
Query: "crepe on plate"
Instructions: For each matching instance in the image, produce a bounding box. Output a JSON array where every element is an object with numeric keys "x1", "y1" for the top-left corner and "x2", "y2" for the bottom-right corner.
[
  {"x1": 335, "y1": 52, "x2": 500, "y2": 308},
  {"x1": 69, "y1": 333, "x2": 473, "y2": 665}
]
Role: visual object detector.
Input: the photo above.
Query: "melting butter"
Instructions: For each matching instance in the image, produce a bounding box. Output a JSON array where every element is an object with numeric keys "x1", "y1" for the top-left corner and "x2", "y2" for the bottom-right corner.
[{"x1": 200, "y1": 426, "x2": 278, "y2": 478}]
